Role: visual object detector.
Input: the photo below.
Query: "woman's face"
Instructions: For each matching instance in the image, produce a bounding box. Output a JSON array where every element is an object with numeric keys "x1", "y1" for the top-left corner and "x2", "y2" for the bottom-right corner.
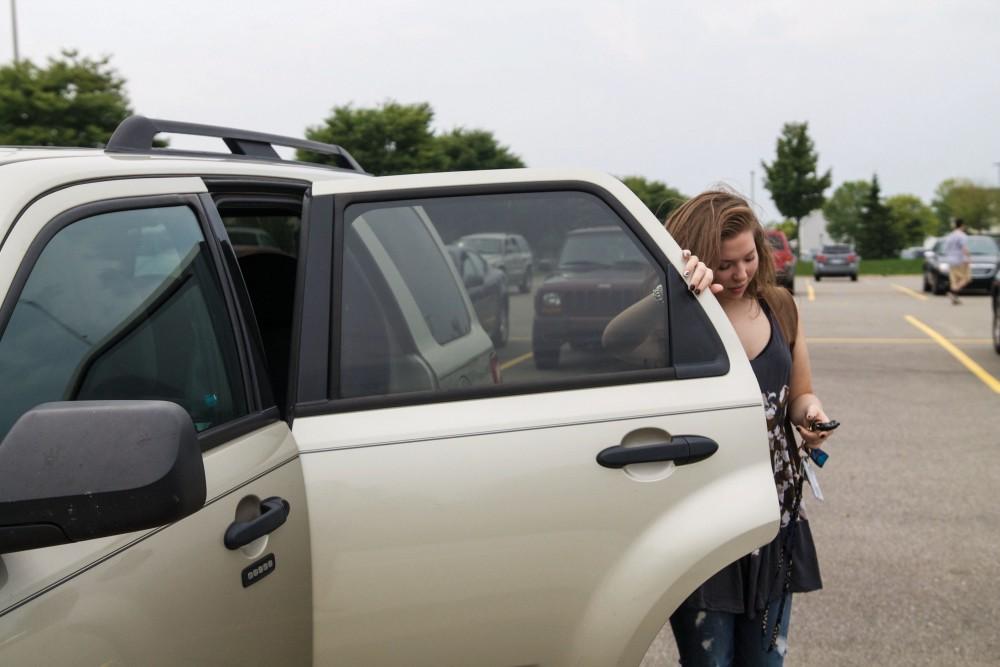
[{"x1": 715, "y1": 230, "x2": 758, "y2": 302}]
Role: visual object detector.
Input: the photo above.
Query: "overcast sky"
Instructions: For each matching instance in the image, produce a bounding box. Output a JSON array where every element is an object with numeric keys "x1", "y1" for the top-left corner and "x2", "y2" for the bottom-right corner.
[{"x1": 3, "y1": 0, "x2": 998, "y2": 221}]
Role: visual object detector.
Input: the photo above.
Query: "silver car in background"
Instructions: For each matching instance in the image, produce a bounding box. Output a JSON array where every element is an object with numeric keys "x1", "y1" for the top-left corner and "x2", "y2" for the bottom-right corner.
[
  {"x1": 813, "y1": 243, "x2": 859, "y2": 281},
  {"x1": 458, "y1": 232, "x2": 534, "y2": 293}
]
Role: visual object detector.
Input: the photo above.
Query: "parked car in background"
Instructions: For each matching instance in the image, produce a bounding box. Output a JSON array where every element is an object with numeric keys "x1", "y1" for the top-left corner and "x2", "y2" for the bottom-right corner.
[
  {"x1": 766, "y1": 230, "x2": 796, "y2": 293},
  {"x1": 447, "y1": 244, "x2": 510, "y2": 348},
  {"x1": 922, "y1": 235, "x2": 1000, "y2": 294},
  {"x1": 899, "y1": 246, "x2": 926, "y2": 260},
  {"x1": 532, "y1": 226, "x2": 651, "y2": 369},
  {"x1": 992, "y1": 270, "x2": 1000, "y2": 354},
  {"x1": 458, "y1": 232, "x2": 534, "y2": 293},
  {"x1": 814, "y1": 244, "x2": 859, "y2": 281}
]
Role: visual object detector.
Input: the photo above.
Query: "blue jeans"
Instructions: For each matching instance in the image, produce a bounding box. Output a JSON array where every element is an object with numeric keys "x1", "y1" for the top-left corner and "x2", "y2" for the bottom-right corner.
[{"x1": 669, "y1": 594, "x2": 793, "y2": 667}]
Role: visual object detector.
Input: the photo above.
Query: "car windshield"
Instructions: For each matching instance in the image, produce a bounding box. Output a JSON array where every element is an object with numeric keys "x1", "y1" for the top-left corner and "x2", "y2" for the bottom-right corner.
[
  {"x1": 969, "y1": 237, "x2": 999, "y2": 255},
  {"x1": 461, "y1": 237, "x2": 502, "y2": 254},
  {"x1": 822, "y1": 245, "x2": 852, "y2": 254},
  {"x1": 559, "y1": 231, "x2": 644, "y2": 268}
]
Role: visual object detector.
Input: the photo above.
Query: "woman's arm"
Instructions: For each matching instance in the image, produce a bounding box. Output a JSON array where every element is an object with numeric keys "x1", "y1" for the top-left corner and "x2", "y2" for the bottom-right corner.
[
  {"x1": 601, "y1": 251, "x2": 719, "y2": 357},
  {"x1": 788, "y1": 310, "x2": 836, "y2": 449},
  {"x1": 601, "y1": 290, "x2": 663, "y2": 354}
]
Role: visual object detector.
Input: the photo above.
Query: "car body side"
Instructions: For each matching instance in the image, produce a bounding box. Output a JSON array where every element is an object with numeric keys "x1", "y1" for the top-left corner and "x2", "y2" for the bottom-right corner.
[{"x1": 0, "y1": 155, "x2": 778, "y2": 666}]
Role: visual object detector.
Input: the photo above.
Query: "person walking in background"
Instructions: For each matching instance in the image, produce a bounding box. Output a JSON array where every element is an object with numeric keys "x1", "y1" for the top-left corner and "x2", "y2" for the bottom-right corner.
[{"x1": 942, "y1": 218, "x2": 971, "y2": 304}]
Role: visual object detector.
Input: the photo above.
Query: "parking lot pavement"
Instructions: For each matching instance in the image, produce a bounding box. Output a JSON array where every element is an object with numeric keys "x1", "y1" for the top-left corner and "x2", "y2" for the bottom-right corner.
[{"x1": 642, "y1": 275, "x2": 1000, "y2": 666}]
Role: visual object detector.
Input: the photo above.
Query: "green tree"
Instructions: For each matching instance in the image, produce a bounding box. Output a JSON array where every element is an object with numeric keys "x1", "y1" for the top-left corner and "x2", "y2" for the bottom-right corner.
[
  {"x1": 886, "y1": 194, "x2": 937, "y2": 247},
  {"x1": 300, "y1": 101, "x2": 524, "y2": 175},
  {"x1": 768, "y1": 219, "x2": 798, "y2": 241},
  {"x1": 301, "y1": 101, "x2": 441, "y2": 175},
  {"x1": 434, "y1": 128, "x2": 524, "y2": 171},
  {"x1": 822, "y1": 180, "x2": 869, "y2": 243},
  {"x1": 619, "y1": 176, "x2": 686, "y2": 220},
  {"x1": 931, "y1": 179, "x2": 1000, "y2": 233},
  {"x1": 0, "y1": 50, "x2": 132, "y2": 147},
  {"x1": 856, "y1": 175, "x2": 900, "y2": 259},
  {"x1": 761, "y1": 122, "x2": 832, "y2": 257}
]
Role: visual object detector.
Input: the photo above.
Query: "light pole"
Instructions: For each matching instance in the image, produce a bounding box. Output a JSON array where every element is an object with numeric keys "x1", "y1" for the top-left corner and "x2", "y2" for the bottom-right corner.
[
  {"x1": 993, "y1": 161, "x2": 1000, "y2": 187},
  {"x1": 10, "y1": 0, "x2": 19, "y2": 63}
]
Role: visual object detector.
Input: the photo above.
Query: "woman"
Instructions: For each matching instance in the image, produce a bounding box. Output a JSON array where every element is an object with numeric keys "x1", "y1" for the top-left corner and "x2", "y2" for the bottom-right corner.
[{"x1": 605, "y1": 190, "x2": 833, "y2": 665}]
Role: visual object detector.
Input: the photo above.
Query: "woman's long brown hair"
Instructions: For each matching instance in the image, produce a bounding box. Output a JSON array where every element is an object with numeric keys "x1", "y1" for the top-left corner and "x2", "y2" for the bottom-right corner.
[{"x1": 664, "y1": 190, "x2": 777, "y2": 300}]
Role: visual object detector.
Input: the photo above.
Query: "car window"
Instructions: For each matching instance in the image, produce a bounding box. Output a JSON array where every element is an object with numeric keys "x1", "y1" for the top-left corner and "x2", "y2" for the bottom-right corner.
[
  {"x1": 468, "y1": 251, "x2": 488, "y2": 277},
  {"x1": 968, "y1": 237, "x2": 999, "y2": 255},
  {"x1": 337, "y1": 190, "x2": 701, "y2": 400},
  {"x1": 460, "y1": 236, "x2": 502, "y2": 254},
  {"x1": 821, "y1": 244, "x2": 852, "y2": 253},
  {"x1": 222, "y1": 213, "x2": 300, "y2": 256},
  {"x1": 767, "y1": 235, "x2": 785, "y2": 250},
  {"x1": 462, "y1": 253, "x2": 481, "y2": 283},
  {"x1": 0, "y1": 205, "x2": 248, "y2": 439}
]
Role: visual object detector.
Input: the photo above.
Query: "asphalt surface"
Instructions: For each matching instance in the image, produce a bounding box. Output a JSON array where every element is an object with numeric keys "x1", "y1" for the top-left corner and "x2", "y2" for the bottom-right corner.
[{"x1": 640, "y1": 275, "x2": 1000, "y2": 666}]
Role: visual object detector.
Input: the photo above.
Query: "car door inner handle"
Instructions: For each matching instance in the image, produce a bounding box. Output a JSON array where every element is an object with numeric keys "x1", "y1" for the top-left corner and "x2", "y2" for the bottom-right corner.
[
  {"x1": 224, "y1": 496, "x2": 291, "y2": 550},
  {"x1": 596, "y1": 436, "x2": 719, "y2": 469}
]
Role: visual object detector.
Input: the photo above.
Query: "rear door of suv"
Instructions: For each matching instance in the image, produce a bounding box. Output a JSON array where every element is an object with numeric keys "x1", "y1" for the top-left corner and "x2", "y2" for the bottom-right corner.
[{"x1": 292, "y1": 169, "x2": 778, "y2": 666}]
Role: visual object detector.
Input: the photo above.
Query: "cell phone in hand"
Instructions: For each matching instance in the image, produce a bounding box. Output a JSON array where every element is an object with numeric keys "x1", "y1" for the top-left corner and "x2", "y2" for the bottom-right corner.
[{"x1": 811, "y1": 419, "x2": 840, "y2": 432}]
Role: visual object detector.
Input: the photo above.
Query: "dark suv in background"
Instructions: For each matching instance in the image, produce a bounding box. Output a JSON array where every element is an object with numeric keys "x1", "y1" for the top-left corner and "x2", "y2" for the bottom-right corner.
[
  {"x1": 532, "y1": 226, "x2": 650, "y2": 369},
  {"x1": 992, "y1": 270, "x2": 999, "y2": 354}
]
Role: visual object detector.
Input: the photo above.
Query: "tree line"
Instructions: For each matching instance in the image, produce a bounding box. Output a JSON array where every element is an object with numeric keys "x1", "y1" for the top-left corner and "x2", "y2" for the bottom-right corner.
[{"x1": 2, "y1": 52, "x2": 996, "y2": 259}]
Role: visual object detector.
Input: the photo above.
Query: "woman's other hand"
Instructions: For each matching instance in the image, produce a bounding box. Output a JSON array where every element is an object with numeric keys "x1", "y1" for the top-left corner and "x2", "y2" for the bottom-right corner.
[
  {"x1": 795, "y1": 405, "x2": 836, "y2": 450},
  {"x1": 681, "y1": 249, "x2": 724, "y2": 295}
]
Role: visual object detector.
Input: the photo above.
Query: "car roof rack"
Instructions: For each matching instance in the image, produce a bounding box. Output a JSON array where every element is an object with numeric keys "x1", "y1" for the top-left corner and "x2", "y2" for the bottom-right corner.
[{"x1": 105, "y1": 115, "x2": 366, "y2": 174}]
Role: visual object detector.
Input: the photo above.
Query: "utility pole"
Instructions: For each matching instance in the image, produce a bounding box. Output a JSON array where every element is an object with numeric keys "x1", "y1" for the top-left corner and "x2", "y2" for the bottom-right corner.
[
  {"x1": 10, "y1": 0, "x2": 19, "y2": 64},
  {"x1": 994, "y1": 161, "x2": 1000, "y2": 187}
]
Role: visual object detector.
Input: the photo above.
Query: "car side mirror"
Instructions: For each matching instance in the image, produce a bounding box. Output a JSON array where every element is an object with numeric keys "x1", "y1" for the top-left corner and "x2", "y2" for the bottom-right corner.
[{"x1": 0, "y1": 400, "x2": 206, "y2": 554}]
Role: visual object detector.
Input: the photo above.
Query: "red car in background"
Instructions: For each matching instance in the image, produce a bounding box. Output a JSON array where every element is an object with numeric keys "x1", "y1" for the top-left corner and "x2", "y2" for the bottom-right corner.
[{"x1": 766, "y1": 230, "x2": 796, "y2": 293}]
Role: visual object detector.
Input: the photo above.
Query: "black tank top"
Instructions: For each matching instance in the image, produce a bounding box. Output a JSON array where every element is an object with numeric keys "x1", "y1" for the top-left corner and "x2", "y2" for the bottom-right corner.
[{"x1": 677, "y1": 300, "x2": 822, "y2": 616}]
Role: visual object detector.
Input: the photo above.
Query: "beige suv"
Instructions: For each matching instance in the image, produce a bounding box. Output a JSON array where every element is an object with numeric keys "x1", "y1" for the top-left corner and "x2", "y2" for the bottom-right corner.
[{"x1": 0, "y1": 117, "x2": 777, "y2": 666}]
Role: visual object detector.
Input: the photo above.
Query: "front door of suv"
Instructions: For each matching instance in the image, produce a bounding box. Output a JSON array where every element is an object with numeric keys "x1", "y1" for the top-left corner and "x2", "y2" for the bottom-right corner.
[
  {"x1": 293, "y1": 171, "x2": 778, "y2": 666},
  {"x1": 0, "y1": 178, "x2": 311, "y2": 665}
]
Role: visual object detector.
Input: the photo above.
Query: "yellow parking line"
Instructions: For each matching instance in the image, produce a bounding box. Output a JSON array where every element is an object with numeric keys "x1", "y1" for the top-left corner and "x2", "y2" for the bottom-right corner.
[
  {"x1": 809, "y1": 337, "x2": 989, "y2": 344},
  {"x1": 905, "y1": 315, "x2": 1000, "y2": 394},
  {"x1": 891, "y1": 283, "x2": 928, "y2": 301},
  {"x1": 806, "y1": 282, "x2": 815, "y2": 302},
  {"x1": 499, "y1": 352, "x2": 534, "y2": 371}
]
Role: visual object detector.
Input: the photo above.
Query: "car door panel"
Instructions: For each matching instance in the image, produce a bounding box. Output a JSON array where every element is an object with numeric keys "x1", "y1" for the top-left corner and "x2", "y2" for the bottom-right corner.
[
  {"x1": 0, "y1": 425, "x2": 311, "y2": 665},
  {"x1": 0, "y1": 179, "x2": 312, "y2": 665},
  {"x1": 296, "y1": 385, "x2": 772, "y2": 666},
  {"x1": 293, "y1": 169, "x2": 777, "y2": 666}
]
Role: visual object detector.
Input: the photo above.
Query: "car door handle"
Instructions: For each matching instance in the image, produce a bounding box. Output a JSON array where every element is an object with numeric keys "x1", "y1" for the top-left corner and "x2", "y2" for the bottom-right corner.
[
  {"x1": 596, "y1": 436, "x2": 718, "y2": 469},
  {"x1": 224, "y1": 496, "x2": 290, "y2": 550}
]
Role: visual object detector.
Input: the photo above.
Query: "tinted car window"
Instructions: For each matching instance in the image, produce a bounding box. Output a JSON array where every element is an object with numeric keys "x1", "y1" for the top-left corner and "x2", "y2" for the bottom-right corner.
[
  {"x1": 349, "y1": 205, "x2": 471, "y2": 346},
  {"x1": 0, "y1": 205, "x2": 247, "y2": 438},
  {"x1": 335, "y1": 190, "x2": 721, "y2": 400},
  {"x1": 462, "y1": 237, "x2": 503, "y2": 254},
  {"x1": 968, "y1": 237, "x2": 999, "y2": 254}
]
